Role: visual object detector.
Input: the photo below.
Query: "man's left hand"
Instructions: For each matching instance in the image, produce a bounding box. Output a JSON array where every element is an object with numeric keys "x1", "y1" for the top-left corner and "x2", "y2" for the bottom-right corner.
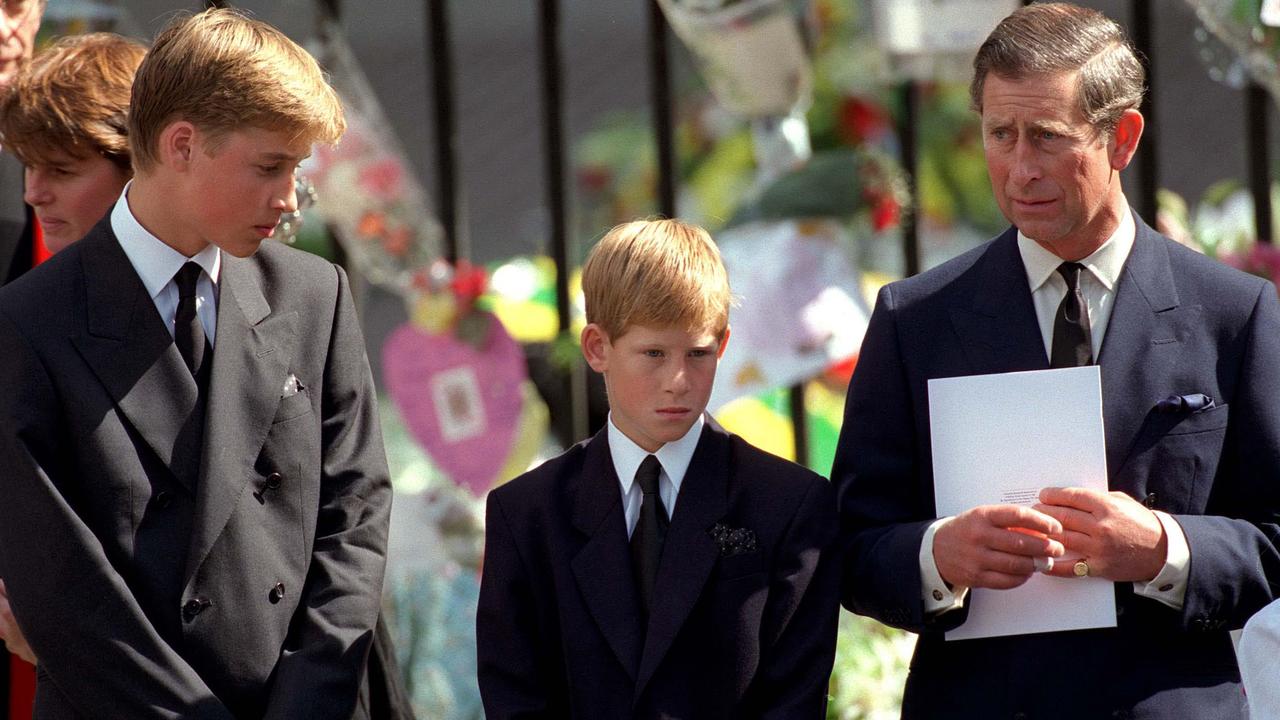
[{"x1": 1034, "y1": 487, "x2": 1167, "y2": 582}]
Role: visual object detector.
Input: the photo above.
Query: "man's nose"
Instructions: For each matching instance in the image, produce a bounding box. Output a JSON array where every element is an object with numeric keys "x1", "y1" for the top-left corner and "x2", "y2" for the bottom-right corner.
[
  {"x1": 1009, "y1": 139, "x2": 1041, "y2": 184},
  {"x1": 272, "y1": 179, "x2": 298, "y2": 214}
]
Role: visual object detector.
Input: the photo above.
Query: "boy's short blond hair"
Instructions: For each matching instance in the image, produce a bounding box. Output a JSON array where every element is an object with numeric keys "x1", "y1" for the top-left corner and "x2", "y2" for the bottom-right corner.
[
  {"x1": 128, "y1": 8, "x2": 345, "y2": 173},
  {"x1": 0, "y1": 32, "x2": 146, "y2": 170},
  {"x1": 581, "y1": 218, "x2": 732, "y2": 341}
]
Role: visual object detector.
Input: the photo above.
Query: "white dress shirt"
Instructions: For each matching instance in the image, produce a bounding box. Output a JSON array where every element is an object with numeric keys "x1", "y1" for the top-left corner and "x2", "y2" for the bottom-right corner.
[
  {"x1": 608, "y1": 414, "x2": 704, "y2": 538},
  {"x1": 922, "y1": 206, "x2": 1191, "y2": 614},
  {"x1": 111, "y1": 184, "x2": 221, "y2": 346}
]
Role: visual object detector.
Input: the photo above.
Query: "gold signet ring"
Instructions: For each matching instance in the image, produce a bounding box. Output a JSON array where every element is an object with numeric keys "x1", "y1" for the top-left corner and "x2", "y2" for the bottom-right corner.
[{"x1": 1073, "y1": 560, "x2": 1091, "y2": 577}]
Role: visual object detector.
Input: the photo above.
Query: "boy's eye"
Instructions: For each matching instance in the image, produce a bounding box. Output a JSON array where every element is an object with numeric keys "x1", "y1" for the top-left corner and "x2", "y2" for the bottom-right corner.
[
  {"x1": 688, "y1": 349, "x2": 710, "y2": 358},
  {"x1": 644, "y1": 349, "x2": 664, "y2": 358},
  {"x1": 258, "y1": 164, "x2": 282, "y2": 175}
]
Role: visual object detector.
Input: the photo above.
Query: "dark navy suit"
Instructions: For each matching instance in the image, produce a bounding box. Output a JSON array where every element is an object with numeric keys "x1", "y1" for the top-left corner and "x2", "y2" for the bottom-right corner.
[
  {"x1": 833, "y1": 217, "x2": 1280, "y2": 719},
  {"x1": 477, "y1": 419, "x2": 840, "y2": 719}
]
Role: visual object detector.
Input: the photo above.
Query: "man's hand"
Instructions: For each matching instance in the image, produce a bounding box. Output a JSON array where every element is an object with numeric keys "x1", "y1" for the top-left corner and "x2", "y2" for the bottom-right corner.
[
  {"x1": 1034, "y1": 487, "x2": 1167, "y2": 582},
  {"x1": 934, "y1": 505, "x2": 1065, "y2": 590},
  {"x1": 0, "y1": 579, "x2": 36, "y2": 664}
]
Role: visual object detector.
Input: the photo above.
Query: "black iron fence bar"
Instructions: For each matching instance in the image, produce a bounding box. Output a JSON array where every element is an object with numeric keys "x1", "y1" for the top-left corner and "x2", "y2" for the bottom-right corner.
[
  {"x1": 538, "y1": 0, "x2": 589, "y2": 441},
  {"x1": 899, "y1": 81, "x2": 922, "y2": 279},
  {"x1": 1248, "y1": 82, "x2": 1274, "y2": 244},
  {"x1": 427, "y1": 0, "x2": 460, "y2": 261},
  {"x1": 1131, "y1": 0, "x2": 1158, "y2": 225},
  {"x1": 648, "y1": 1, "x2": 677, "y2": 219}
]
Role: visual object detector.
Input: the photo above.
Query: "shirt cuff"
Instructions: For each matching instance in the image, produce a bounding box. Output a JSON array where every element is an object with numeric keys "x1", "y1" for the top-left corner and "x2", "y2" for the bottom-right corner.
[
  {"x1": 1132, "y1": 510, "x2": 1189, "y2": 610},
  {"x1": 921, "y1": 517, "x2": 969, "y2": 615}
]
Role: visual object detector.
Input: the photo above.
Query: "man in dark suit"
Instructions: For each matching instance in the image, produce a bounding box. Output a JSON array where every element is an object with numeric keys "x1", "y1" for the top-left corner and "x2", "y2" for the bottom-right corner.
[
  {"x1": 477, "y1": 219, "x2": 840, "y2": 718},
  {"x1": 0, "y1": 10, "x2": 391, "y2": 719},
  {"x1": 833, "y1": 4, "x2": 1280, "y2": 719}
]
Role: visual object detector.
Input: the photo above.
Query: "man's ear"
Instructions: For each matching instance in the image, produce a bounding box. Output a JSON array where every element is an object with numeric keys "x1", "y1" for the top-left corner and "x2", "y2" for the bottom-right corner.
[
  {"x1": 716, "y1": 326, "x2": 731, "y2": 359},
  {"x1": 158, "y1": 121, "x2": 197, "y2": 170},
  {"x1": 580, "y1": 323, "x2": 611, "y2": 374},
  {"x1": 1108, "y1": 109, "x2": 1144, "y2": 172}
]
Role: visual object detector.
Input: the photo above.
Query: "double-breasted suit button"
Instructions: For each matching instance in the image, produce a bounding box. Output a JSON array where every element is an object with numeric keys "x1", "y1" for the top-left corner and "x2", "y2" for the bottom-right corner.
[
  {"x1": 1012, "y1": 712, "x2": 1029, "y2": 720},
  {"x1": 269, "y1": 582, "x2": 285, "y2": 604},
  {"x1": 182, "y1": 597, "x2": 211, "y2": 622},
  {"x1": 154, "y1": 490, "x2": 173, "y2": 509},
  {"x1": 265, "y1": 472, "x2": 283, "y2": 491}
]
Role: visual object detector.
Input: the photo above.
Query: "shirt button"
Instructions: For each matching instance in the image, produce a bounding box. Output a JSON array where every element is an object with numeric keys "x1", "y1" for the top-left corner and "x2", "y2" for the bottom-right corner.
[
  {"x1": 154, "y1": 491, "x2": 173, "y2": 509},
  {"x1": 265, "y1": 472, "x2": 283, "y2": 490},
  {"x1": 269, "y1": 582, "x2": 286, "y2": 604},
  {"x1": 932, "y1": 589, "x2": 945, "y2": 601},
  {"x1": 1158, "y1": 583, "x2": 1173, "y2": 592}
]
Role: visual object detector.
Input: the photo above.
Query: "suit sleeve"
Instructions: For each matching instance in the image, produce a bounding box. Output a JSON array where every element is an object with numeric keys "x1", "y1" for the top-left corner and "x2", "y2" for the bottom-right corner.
[
  {"x1": 750, "y1": 475, "x2": 842, "y2": 719},
  {"x1": 0, "y1": 311, "x2": 234, "y2": 719},
  {"x1": 262, "y1": 265, "x2": 392, "y2": 719},
  {"x1": 476, "y1": 490, "x2": 554, "y2": 720},
  {"x1": 1173, "y1": 281, "x2": 1280, "y2": 631},
  {"x1": 830, "y1": 286, "x2": 968, "y2": 634}
]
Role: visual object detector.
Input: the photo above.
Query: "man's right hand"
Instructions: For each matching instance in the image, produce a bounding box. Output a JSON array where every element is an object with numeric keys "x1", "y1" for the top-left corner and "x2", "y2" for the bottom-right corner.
[
  {"x1": 934, "y1": 505, "x2": 1065, "y2": 590},
  {"x1": 0, "y1": 579, "x2": 37, "y2": 665}
]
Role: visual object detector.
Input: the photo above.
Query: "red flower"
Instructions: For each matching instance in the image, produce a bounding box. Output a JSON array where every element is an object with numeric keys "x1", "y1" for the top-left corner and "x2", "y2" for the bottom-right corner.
[
  {"x1": 839, "y1": 96, "x2": 889, "y2": 145},
  {"x1": 358, "y1": 160, "x2": 403, "y2": 198},
  {"x1": 450, "y1": 261, "x2": 488, "y2": 304},
  {"x1": 871, "y1": 196, "x2": 900, "y2": 231}
]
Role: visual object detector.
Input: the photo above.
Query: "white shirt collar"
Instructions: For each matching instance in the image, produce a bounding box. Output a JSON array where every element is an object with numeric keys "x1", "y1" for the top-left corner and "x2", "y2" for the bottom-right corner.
[
  {"x1": 608, "y1": 413, "x2": 705, "y2": 496},
  {"x1": 111, "y1": 181, "x2": 221, "y2": 295},
  {"x1": 1017, "y1": 205, "x2": 1134, "y2": 293}
]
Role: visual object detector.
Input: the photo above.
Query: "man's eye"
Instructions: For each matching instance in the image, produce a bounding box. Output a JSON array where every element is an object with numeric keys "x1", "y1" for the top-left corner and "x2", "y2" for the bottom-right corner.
[
  {"x1": 259, "y1": 165, "x2": 281, "y2": 174},
  {"x1": 645, "y1": 349, "x2": 663, "y2": 358}
]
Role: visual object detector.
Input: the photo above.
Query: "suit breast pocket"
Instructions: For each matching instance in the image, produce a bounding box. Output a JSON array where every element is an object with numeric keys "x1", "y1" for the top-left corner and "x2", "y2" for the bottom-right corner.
[
  {"x1": 1128, "y1": 404, "x2": 1229, "y2": 514},
  {"x1": 272, "y1": 387, "x2": 313, "y2": 425}
]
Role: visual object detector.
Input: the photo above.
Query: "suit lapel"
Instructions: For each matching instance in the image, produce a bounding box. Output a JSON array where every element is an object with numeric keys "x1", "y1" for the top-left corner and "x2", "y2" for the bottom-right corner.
[
  {"x1": 184, "y1": 253, "x2": 297, "y2": 585},
  {"x1": 570, "y1": 430, "x2": 645, "y2": 682},
  {"x1": 948, "y1": 229, "x2": 1050, "y2": 376},
  {"x1": 70, "y1": 224, "x2": 203, "y2": 492},
  {"x1": 1097, "y1": 217, "x2": 1182, "y2": 484},
  {"x1": 634, "y1": 420, "x2": 730, "y2": 700}
]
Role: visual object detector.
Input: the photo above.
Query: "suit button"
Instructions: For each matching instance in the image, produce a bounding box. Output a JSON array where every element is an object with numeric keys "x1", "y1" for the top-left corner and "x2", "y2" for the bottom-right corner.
[
  {"x1": 269, "y1": 583, "x2": 286, "y2": 604},
  {"x1": 265, "y1": 472, "x2": 283, "y2": 490},
  {"x1": 1143, "y1": 493, "x2": 1158, "y2": 508},
  {"x1": 1013, "y1": 712, "x2": 1029, "y2": 720},
  {"x1": 154, "y1": 491, "x2": 173, "y2": 509},
  {"x1": 1112, "y1": 711, "x2": 1133, "y2": 719},
  {"x1": 182, "y1": 597, "x2": 211, "y2": 622}
]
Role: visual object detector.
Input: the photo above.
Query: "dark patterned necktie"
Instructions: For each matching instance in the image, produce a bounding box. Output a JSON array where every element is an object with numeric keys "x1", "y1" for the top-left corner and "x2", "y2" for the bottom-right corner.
[
  {"x1": 630, "y1": 454, "x2": 668, "y2": 617},
  {"x1": 1050, "y1": 262, "x2": 1093, "y2": 368},
  {"x1": 174, "y1": 262, "x2": 209, "y2": 385}
]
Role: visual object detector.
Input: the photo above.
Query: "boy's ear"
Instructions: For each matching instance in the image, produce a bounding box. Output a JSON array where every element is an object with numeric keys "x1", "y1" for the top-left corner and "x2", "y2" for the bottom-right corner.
[
  {"x1": 580, "y1": 323, "x2": 611, "y2": 373},
  {"x1": 159, "y1": 121, "x2": 197, "y2": 170},
  {"x1": 716, "y1": 326, "x2": 731, "y2": 359}
]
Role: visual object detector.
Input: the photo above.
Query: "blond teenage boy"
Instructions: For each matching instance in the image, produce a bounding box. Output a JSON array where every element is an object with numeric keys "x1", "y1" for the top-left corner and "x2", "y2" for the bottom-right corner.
[
  {"x1": 477, "y1": 219, "x2": 840, "y2": 719},
  {"x1": 0, "y1": 10, "x2": 391, "y2": 719}
]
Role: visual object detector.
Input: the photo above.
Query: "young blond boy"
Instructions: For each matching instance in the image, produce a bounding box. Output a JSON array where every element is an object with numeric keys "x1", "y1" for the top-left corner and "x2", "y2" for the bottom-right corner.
[
  {"x1": 0, "y1": 10, "x2": 391, "y2": 719},
  {"x1": 477, "y1": 219, "x2": 840, "y2": 718}
]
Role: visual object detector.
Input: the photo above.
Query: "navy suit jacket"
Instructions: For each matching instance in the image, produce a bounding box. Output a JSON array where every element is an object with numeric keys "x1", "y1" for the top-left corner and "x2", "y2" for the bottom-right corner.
[
  {"x1": 477, "y1": 419, "x2": 840, "y2": 719},
  {"x1": 832, "y1": 218, "x2": 1280, "y2": 720}
]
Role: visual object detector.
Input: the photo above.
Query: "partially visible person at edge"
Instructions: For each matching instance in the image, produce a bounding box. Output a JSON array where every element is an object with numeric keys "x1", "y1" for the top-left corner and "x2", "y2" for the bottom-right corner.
[
  {"x1": 832, "y1": 3, "x2": 1280, "y2": 718},
  {"x1": 0, "y1": 1, "x2": 48, "y2": 717},
  {"x1": 0, "y1": 0, "x2": 43, "y2": 285}
]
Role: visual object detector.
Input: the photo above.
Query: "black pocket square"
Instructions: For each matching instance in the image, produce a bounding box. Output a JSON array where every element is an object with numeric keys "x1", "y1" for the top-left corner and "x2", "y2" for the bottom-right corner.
[
  {"x1": 709, "y1": 523, "x2": 757, "y2": 557},
  {"x1": 1155, "y1": 393, "x2": 1215, "y2": 414}
]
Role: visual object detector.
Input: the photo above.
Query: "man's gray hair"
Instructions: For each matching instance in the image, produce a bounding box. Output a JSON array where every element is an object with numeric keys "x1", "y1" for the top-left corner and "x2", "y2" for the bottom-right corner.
[{"x1": 970, "y1": 2, "x2": 1146, "y2": 136}]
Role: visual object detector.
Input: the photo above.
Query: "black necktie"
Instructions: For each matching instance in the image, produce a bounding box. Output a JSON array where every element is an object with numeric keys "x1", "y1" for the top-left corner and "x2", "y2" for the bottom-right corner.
[
  {"x1": 1050, "y1": 262, "x2": 1093, "y2": 368},
  {"x1": 630, "y1": 454, "x2": 668, "y2": 617},
  {"x1": 174, "y1": 262, "x2": 209, "y2": 384}
]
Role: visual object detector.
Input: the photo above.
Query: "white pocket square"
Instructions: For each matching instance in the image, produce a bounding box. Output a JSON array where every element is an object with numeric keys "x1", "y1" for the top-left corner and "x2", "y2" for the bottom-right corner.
[{"x1": 281, "y1": 373, "x2": 304, "y2": 398}]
